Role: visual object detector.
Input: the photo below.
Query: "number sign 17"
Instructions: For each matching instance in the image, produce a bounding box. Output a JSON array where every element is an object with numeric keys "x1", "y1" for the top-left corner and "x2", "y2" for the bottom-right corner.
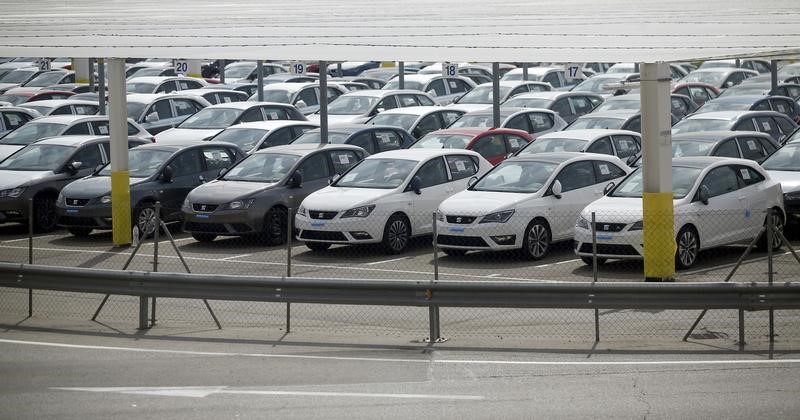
[{"x1": 564, "y1": 63, "x2": 581, "y2": 81}]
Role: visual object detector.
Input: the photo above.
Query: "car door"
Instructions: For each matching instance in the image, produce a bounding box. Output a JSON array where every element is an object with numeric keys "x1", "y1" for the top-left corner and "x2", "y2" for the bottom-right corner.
[
  {"x1": 141, "y1": 99, "x2": 175, "y2": 134},
  {"x1": 691, "y1": 165, "x2": 745, "y2": 246},
  {"x1": 471, "y1": 134, "x2": 508, "y2": 165},
  {"x1": 549, "y1": 160, "x2": 598, "y2": 239},
  {"x1": 287, "y1": 151, "x2": 333, "y2": 210},
  {"x1": 410, "y1": 156, "x2": 452, "y2": 233},
  {"x1": 733, "y1": 165, "x2": 771, "y2": 239},
  {"x1": 201, "y1": 145, "x2": 236, "y2": 182},
  {"x1": 65, "y1": 143, "x2": 104, "y2": 182},
  {"x1": 160, "y1": 148, "x2": 204, "y2": 214}
]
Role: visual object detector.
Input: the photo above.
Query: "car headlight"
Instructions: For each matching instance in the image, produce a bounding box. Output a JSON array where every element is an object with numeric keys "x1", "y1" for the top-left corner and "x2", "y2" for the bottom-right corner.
[
  {"x1": 0, "y1": 187, "x2": 25, "y2": 198},
  {"x1": 228, "y1": 199, "x2": 255, "y2": 210},
  {"x1": 628, "y1": 220, "x2": 643, "y2": 231},
  {"x1": 479, "y1": 209, "x2": 515, "y2": 224},
  {"x1": 436, "y1": 211, "x2": 444, "y2": 222},
  {"x1": 576, "y1": 215, "x2": 590, "y2": 229},
  {"x1": 297, "y1": 205, "x2": 306, "y2": 216},
  {"x1": 100, "y1": 195, "x2": 112, "y2": 204},
  {"x1": 341, "y1": 205, "x2": 375, "y2": 218}
]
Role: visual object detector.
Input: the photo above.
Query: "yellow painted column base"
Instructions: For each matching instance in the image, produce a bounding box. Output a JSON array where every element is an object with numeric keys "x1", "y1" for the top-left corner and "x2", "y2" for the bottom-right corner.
[
  {"x1": 111, "y1": 171, "x2": 132, "y2": 246},
  {"x1": 642, "y1": 192, "x2": 676, "y2": 280},
  {"x1": 381, "y1": 61, "x2": 396, "y2": 68}
]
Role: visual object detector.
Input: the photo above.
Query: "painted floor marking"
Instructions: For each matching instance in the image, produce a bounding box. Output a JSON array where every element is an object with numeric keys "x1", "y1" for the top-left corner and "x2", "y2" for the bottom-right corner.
[
  {"x1": 364, "y1": 256, "x2": 412, "y2": 265},
  {"x1": 220, "y1": 254, "x2": 253, "y2": 261}
]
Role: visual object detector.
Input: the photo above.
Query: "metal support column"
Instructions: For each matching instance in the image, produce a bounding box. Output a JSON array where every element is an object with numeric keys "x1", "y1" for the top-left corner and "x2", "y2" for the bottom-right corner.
[
  {"x1": 319, "y1": 61, "x2": 329, "y2": 144},
  {"x1": 492, "y1": 62, "x2": 501, "y2": 128},
  {"x1": 219, "y1": 60, "x2": 226, "y2": 83},
  {"x1": 108, "y1": 58, "x2": 131, "y2": 246},
  {"x1": 522, "y1": 63, "x2": 528, "y2": 81},
  {"x1": 640, "y1": 63, "x2": 675, "y2": 282},
  {"x1": 256, "y1": 60, "x2": 264, "y2": 102},
  {"x1": 73, "y1": 58, "x2": 92, "y2": 84},
  {"x1": 398, "y1": 62, "x2": 405, "y2": 90},
  {"x1": 337, "y1": 62, "x2": 343, "y2": 78},
  {"x1": 771, "y1": 60, "x2": 779, "y2": 92},
  {"x1": 97, "y1": 59, "x2": 106, "y2": 115}
]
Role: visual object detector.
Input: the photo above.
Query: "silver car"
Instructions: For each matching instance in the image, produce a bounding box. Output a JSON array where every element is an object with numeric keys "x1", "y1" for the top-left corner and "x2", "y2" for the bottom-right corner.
[{"x1": 126, "y1": 93, "x2": 211, "y2": 135}]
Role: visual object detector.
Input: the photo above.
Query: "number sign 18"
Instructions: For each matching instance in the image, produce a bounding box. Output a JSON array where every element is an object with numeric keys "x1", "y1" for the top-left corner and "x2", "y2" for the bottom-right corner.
[{"x1": 442, "y1": 63, "x2": 458, "y2": 77}]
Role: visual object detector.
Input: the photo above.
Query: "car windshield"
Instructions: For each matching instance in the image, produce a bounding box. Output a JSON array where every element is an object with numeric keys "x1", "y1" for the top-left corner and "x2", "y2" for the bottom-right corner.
[
  {"x1": 130, "y1": 68, "x2": 165, "y2": 78},
  {"x1": 0, "y1": 144, "x2": 72, "y2": 171},
  {"x1": 327, "y1": 96, "x2": 379, "y2": 115},
  {"x1": 568, "y1": 117, "x2": 625, "y2": 130},
  {"x1": 382, "y1": 80, "x2": 423, "y2": 91},
  {"x1": 448, "y1": 114, "x2": 494, "y2": 128},
  {"x1": 0, "y1": 94, "x2": 27, "y2": 105},
  {"x1": 718, "y1": 87, "x2": 766, "y2": 98},
  {"x1": 502, "y1": 73, "x2": 542, "y2": 82},
  {"x1": 222, "y1": 153, "x2": 299, "y2": 182},
  {"x1": 595, "y1": 99, "x2": 640, "y2": 111},
  {"x1": 472, "y1": 160, "x2": 556, "y2": 193},
  {"x1": 779, "y1": 66, "x2": 800, "y2": 78},
  {"x1": 224, "y1": 64, "x2": 254, "y2": 80},
  {"x1": 126, "y1": 82, "x2": 157, "y2": 94},
  {"x1": 292, "y1": 131, "x2": 350, "y2": 145},
  {"x1": 0, "y1": 122, "x2": 66, "y2": 145},
  {"x1": 672, "y1": 118, "x2": 731, "y2": 134},
  {"x1": 334, "y1": 158, "x2": 417, "y2": 189},
  {"x1": 178, "y1": 108, "x2": 243, "y2": 129},
  {"x1": 210, "y1": 128, "x2": 268, "y2": 151},
  {"x1": 411, "y1": 134, "x2": 473, "y2": 149},
  {"x1": 696, "y1": 100, "x2": 752, "y2": 112},
  {"x1": 24, "y1": 72, "x2": 65, "y2": 87},
  {"x1": 762, "y1": 144, "x2": 800, "y2": 171},
  {"x1": 517, "y1": 138, "x2": 587, "y2": 154},
  {"x1": 367, "y1": 113, "x2": 417, "y2": 131},
  {"x1": 502, "y1": 98, "x2": 551, "y2": 108},
  {"x1": 98, "y1": 149, "x2": 173, "y2": 178},
  {"x1": 573, "y1": 76, "x2": 622, "y2": 93},
  {"x1": 682, "y1": 71, "x2": 725, "y2": 86},
  {"x1": 611, "y1": 166, "x2": 701, "y2": 199},
  {"x1": 126, "y1": 102, "x2": 147, "y2": 120},
  {"x1": 0, "y1": 69, "x2": 36, "y2": 84},
  {"x1": 21, "y1": 104, "x2": 52, "y2": 115},
  {"x1": 457, "y1": 85, "x2": 512, "y2": 104},
  {"x1": 672, "y1": 141, "x2": 714, "y2": 157},
  {"x1": 259, "y1": 89, "x2": 292, "y2": 103}
]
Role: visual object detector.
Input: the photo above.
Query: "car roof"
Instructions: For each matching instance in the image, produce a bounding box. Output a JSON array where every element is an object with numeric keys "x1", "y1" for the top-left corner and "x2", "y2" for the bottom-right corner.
[
  {"x1": 702, "y1": 95, "x2": 766, "y2": 104},
  {"x1": 372, "y1": 106, "x2": 447, "y2": 116},
  {"x1": 134, "y1": 140, "x2": 208, "y2": 151},
  {"x1": 507, "y1": 151, "x2": 591, "y2": 164},
  {"x1": 672, "y1": 156, "x2": 753, "y2": 168},
  {"x1": 505, "y1": 91, "x2": 586, "y2": 100},
  {"x1": 365, "y1": 148, "x2": 479, "y2": 161},
  {"x1": 464, "y1": 107, "x2": 552, "y2": 117},
  {"x1": 254, "y1": 143, "x2": 364, "y2": 157},
  {"x1": 20, "y1": 99, "x2": 97, "y2": 107},
  {"x1": 538, "y1": 128, "x2": 640, "y2": 141},
  {"x1": 688, "y1": 68, "x2": 755, "y2": 75},
  {"x1": 575, "y1": 110, "x2": 638, "y2": 119},
  {"x1": 684, "y1": 110, "x2": 782, "y2": 120},
  {"x1": 672, "y1": 130, "x2": 771, "y2": 142},
  {"x1": 126, "y1": 76, "x2": 203, "y2": 83},
  {"x1": 28, "y1": 114, "x2": 106, "y2": 124},
  {"x1": 342, "y1": 89, "x2": 428, "y2": 98},
  {"x1": 261, "y1": 82, "x2": 317, "y2": 93},
  {"x1": 426, "y1": 127, "x2": 530, "y2": 138},
  {"x1": 35, "y1": 135, "x2": 109, "y2": 147},
  {"x1": 475, "y1": 81, "x2": 550, "y2": 88},
  {"x1": 306, "y1": 123, "x2": 401, "y2": 134},
  {"x1": 222, "y1": 120, "x2": 318, "y2": 131},
  {"x1": 204, "y1": 101, "x2": 287, "y2": 110}
]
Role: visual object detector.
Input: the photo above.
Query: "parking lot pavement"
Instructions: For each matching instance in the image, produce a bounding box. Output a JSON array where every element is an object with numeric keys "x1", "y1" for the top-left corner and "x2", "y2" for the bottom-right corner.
[{"x1": 2, "y1": 223, "x2": 798, "y2": 283}]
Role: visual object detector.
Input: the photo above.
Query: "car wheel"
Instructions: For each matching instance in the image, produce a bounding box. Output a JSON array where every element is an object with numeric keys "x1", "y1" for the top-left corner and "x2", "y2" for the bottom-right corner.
[
  {"x1": 191, "y1": 233, "x2": 217, "y2": 243},
  {"x1": 67, "y1": 227, "x2": 92, "y2": 238},
  {"x1": 382, "y1": 214, "x2": 410, "y2": 255},
  {"x1": 33, "y1": 196, "x2": 58, "y2": 233},
  {"x1": 675, "y1": 226, "x2": 699, "y2": 270},
  {"x1": 521, "y1": 219, "x2": 550, "y2": 260},
  {"x1": 305, "y1": 242, "x2": 331, "y2": 251},
  {"x1": 757, "y1": 209, "x2": 784, "y2": 251},
  {"x1": 441, "y1": 248, "x2": 467, "y2": 257},
  {"x1": 262, "y1": 207, "x2": 288, "y2": 246},
  {"x1": 134, "y1": 203, "x2": 157, "y2": 239},
  {"x1": 580, "y1": 256, "x2": 607, "y2": 266}
]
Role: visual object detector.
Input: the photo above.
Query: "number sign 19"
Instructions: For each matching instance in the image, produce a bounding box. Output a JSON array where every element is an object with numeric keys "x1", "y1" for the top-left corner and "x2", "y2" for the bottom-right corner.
[{"x1": 290, "y1": 62, "x2": 306, "y2": 75}]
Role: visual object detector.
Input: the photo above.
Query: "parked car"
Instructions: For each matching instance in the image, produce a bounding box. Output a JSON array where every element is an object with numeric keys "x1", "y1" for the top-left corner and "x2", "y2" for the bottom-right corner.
[
  {"x1": 502, "y1": 91, "x2": 604, "y2": 123},
  {"x1": 0, "y1": 89, "x2": 74, "y2": 105},
  {"x1": 695, "y1": 95, "x2": 800, "y2": 122},
  {"x1": 364, "y1": 106, "x2": 465, "y2": 139},
  {"x1": 719, "y1": 82, "x2": 800, "y2": 100},
  {"x1": 0, "y1": 135, "x2": 148, "y2": 231},
  {"x1": 575, "y1": 157, "x2": 784, "y2": 269},
  {"x1": 680, "y1": 68, "x2": 758, "y2": 90},
  {"x1": 46, "y1": 83, "x2": 94, "y2": 94},
  {"x1": 668, "y1": 131, "x2": 779, "y2": 164},
  {"x1": 126, "y1": 76, "x2": 208, "y2": 94},
  {"x1": 0, "y1": 107, "x2": 39, "y2": 136},
  {"x1": 182, "y1": 88, "x2": 248, "y2": 105},
  {"x1": 672, "y1": 82, "x2": 720, "y2": 106},
  {"x1": 208, "y1": 120, "x2": 318, "y2": 154},
  {"x1": 383, "y1": 74, "x2": 476, "y2": 105},
  {"x1": 568, "y1": 110, "x2": 678, "y2": 133},
  {"x1": 762, "y1": 142, "x2": 800, "y2": 223},
  {"x1": 672, "y1": 110, "x2": 798, "y2": 144},
  {"x1": 501, "y1": 67, "x2": 584, "y2": 89},
  {"x1": 155, "y1": 102, "x2": 306, "y2": 143},
  {"x1": 247, "y1": 82, "x2": 348, "y2": 115},
  {"x1": 359, "y1": 68, "x2": 419, "y2": 81},
  {"x1": 125, "y1": 93, "x2": 210, "y2": 135},
  {"x1": 0, "y1": 115, "x2": 153, "y2": 161},
  {"x1": 0, "y1": 68, "x2": 51, "y2": 93},
  {"x1": 448, "y1": 81, "x2": 552, "y2": 112},
  {"x1": 309, "y1": 90, "x2": 436, "y2": 124},
  {"x1": 516, "y1": 129, "x2": 641, "y2": 162},
  {"x1": 222, "y1": 61, "x2": 287, "y2": 83},
  {"x1": 699, "y1": 59, "x2": 772, "y2": 74},
  {"x1": 437, "y1": 153, "x2": 630, "y2": 259},
  {"x1": 19, "y1": 70, "x2": 75, "y2": 89},
  {"x1": 182, "y1": 144, "x2": 367, "y2": 243},
  {"x1": 410, "y1": 127, "x2": 532, "y2": 165},
  {"x1": 290, "y1": 124, "x2": 415, "y2": 154},
  {"x1": 57, "y1": 141, "x2": 245, "y2": 237},
  {"x1": 20, "y1": 99, "x2": 98, "y2": 117},
  {"x1": 295, "y1": 149, "x2": 493, "y2": 253},
  {"x1": 449, "y1": 107, "x2": 568, "y2": 137},
  {"x1": 592, "y1": 93, "x2": 699, "y2": 120},
  {"x1": 128, "y1": 66, "x2": 177, "y2": 79}
]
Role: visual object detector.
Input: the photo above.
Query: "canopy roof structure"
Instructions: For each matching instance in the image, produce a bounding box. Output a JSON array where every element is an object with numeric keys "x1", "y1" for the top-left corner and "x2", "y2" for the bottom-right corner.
[{"x1": 1, "y1": 0, "x2": 799, "y2": 63}]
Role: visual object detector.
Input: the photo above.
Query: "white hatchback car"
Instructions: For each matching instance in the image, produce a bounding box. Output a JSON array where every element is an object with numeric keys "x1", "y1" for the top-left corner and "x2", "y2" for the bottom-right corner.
[
  {"x1": 574, "y1": 157, "x2": 785, "y2": 269},
  {"x1": 436, "y1": 153, "x2": 630, "y2": 259},
  {"x1": 296, "y1": 149, "x2": 493, "y2": 254}
]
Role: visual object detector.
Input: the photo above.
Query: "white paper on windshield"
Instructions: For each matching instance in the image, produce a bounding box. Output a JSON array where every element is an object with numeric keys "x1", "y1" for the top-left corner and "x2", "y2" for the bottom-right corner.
[
  {"x1": 455, "y1": 160, "x2": 466, "y2": 171},
  {"x1": 98, "y1": 125, "x2": 108, "y2": 134},
  {"x1": 761, "y1": 120, "x2": 771, "y2": 131},
  {"x1": 269, "y1": 112, "x2": 279, "y2": 119},
  {"x1": 777, "y1": 104, "x2": 786, "y2": 112},
  {"x1": 338, "y1": 154, "x2": 349, "y2": 164},
  {"x1": 747, "y1": 140, "x2": 757, "y2": 150},
  {"x1": 449, "y1": 81, "x2": 458, "y2": 89},
  {"x1": 508, "y1": 138, "x2": 520, "y2": 148},
  {"x1": 740, "y1": 168, "x2": 751, "y2": 180},
  {"x1": 222, "y1": 96, "x2": 232, "y2": 103},
  {"x1": 598, "y1": 164, "x2": 610, "y2": 175},
  {"x1": 619, "y1": 141, "x2": 630, "y2": 150}
]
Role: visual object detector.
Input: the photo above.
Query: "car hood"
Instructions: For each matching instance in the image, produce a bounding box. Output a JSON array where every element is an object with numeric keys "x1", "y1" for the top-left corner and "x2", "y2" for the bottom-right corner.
[
  {"x1": 0, "y1": 170, "x2": 52, "y2": 190},
  {"x1": 186, "y1": 179, "x2": 279, "y2": 204},
  {"x1": 581, "y1": 196, "x2": 645, "y2": 223},
  {"x1": 438, "y1": 190, "x2": 539, "y2": 216},
  {"x1": 301, "y1": 186, "x2": 397, "y2": 211},
  {"x1": 0, "y1": 83, "x2": 21, "y2": 92},
  {"x1": 60, "y1": 175, "x2": 144, "y2": 199},
  {"x1": 155, "y1": 127, "x2": 222, "y2": 143},
  {"x1": 0, "y1": 144, "x2": 25, "y2": 162},
  {"x1": 766, "y1": 170, "x2": 800, "y2": 194}
]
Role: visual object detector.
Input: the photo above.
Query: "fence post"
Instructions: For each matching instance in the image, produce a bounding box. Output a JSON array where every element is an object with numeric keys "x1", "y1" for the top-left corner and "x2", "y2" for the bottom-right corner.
[
  {"x1": 592, "y1": 212, "x2": 599, "y2": 342},
  {"x1": 27, "y1": 198, "x2": 33, "y2": 317},
  {"x1": 767, "y1": 210, "x2": 775, "y2": 357},
  {"x1": 429, "y1": 212, "x2": 441, "y2": 342},
  {"x1": 138, "y1": 296, "x2": 149, "y2": 330},
  {"x1": 150, "y1": 202, "x2": 161, "y2": 327},
  {"x1": 286, "y1": 206, "x2": 293, "y2": 333}
]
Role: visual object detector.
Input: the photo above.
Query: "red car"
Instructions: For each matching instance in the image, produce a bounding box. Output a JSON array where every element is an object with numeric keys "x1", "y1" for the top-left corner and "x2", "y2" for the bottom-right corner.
[
  {"x1": 0, "y1": 89, "x2": 75, "y2": 106},
  {"x1": 410, "y1": 127, "x2": 533, "y2": 165},
  {"x1": 671, "y1": 82, "x2": 720, "y2": 106}
]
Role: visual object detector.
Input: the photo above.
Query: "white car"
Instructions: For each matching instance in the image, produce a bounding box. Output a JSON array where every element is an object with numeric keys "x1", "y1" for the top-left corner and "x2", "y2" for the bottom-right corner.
[
  {"x1": 295, "y1": 149, "x2": 493, "y2": 254},
  {"x1": 515, "y1": 129, "x2": 641, "y2": 163},
  {"x1": 574, "y1": 157, "x2": 785, "y2": 269},
  {"x1": 762, "y1": 141, "x2": 800, "y2": 222},
  {"x1": 437, "y1": 153, "x2": 630, "y2": 259}
]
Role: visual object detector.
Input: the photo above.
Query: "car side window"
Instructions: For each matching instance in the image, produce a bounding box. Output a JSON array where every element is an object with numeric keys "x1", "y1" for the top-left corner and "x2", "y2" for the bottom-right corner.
[
  {"x1": 736, "y1": 137, "x2": 766, "y2": 161},
  {"x1": 375, "y1": 96, "x2": 398, "y2": 113},
  {"x1": 179, "y1": 80, "x2": 204, "y2": 90},
  {"x1": 505, "y1": 135, "x2": 527, "y2": 153},
  {"x1": 472, "y1": 135, "x2": 506, "y2": 158},
  {"x1": 752, "y1": 100, "x2": 771, "y2": 111},
  {"x1": 202, "y1": 147, "x2": 234, "y2": 171},
  {"x1": 570, "y1": 96, "x2": 594, "y2": 116},
  {"x1": 169, "y1": 149, "x2": 203, "y2": 177},
  {"x1": 671, "y1": 97, "x2": 689, "y2": 115},
  {"x1": 296, "y1": 152, "x2": 331, "y2": 181},
  {"x1": 725, "y1": 72, "x2": 745, "y2": 87},
  {"x1": 551, "y1": 99, "x2": 572, "y2": 118},
  {"x1": 414, "y1": 157, "x2": 449, "y2": 188},
  {"x1": 150, "y1": 99, "x2": 173, "y2": 120},
  {"x1": 611, "y1": 135, "x2": 639, "y2": 158},
  {"x1": 172, "y1": 99, "x2": 201, "y2": 117},
  {"x1": 586, "y1": 137, "x2": 614, "y2": 155},
  {"x1": 505, "y1": 115, "x2": 530, "y2": 132},
  {"x1": 771, "y1": 99, "x2": 791, "y2": 115},
  {"x1": 295, "y1": 87, "x2": 318, "y2": 107},
  {"x1": 701, "y1": 166, "x2": 740, "y2": 198},
  {"x1": 446, "y1": 155, "x2": 478, "y2": 180},
  {"x1": 240, "y1": 107, "x2": 265, "y2": 122},
  {"x1": 447, "y1": 79, "x2": 470, "y2": 94},
  {"x1": 757, "y1": 137, "x2": 778, "y2": 156},
  {"x1": 755, "y1": 116, "x2": 781, "y2": 138},
  {"x1": 734, "y1": 165, "x2": 766, "y2": 187},
  {"x1": 155, "y1": 81, "x2": 178, "y2": 93},
  {"x1": 441, "y1": 111, "x2": 463, "y2": 127},
  {"x1": 426, "y1": 79, "x2": 447, "y2": 97},
  {"x1": 262, "y1": 107, "x2": 291, "y2": 120},
  {"x1": 416, "y1": 95, "x2": 435, "y2": 106},
  {"x1": 529, "y1": 113, "x2": 554, "y2": 133},
  {"x1": 292, "y1": 125, "x2": 315, "y2": 138},
  {"x1": 398, "y1": 94, "x2": 420, "y2": 107},
  {"x1": 329, "y1": 150, "x2": 361, "y2": 174},
  {"x1": 555, "y1": 161, "x2": 596, "y2": 192},
  {"x1": 326, "y1": 88, "x2": 342, "y2": 104},
  {"x1": 689, "y1": 87, "x2": 710, "y2": 103},
  {"x1": 374, "y1": 130, "x2": 402, "y2": 151},
  {"x1": 349, "y1": 132, "x2": 376, "y2": 154},
  {"x1": 413, "y1": 115, "x2": 441, "y2": 139},
  {"x1": 714, "y1": 139, "x2": 740, "y2": 157},
  {"x1": 509, "y1": 86, "x2": 528, "y2": 98},
  {"x1": 542, "y1": 72, "x2": 561, "y2": 88},
  {"x1": 50, "y1": 106, "x2": 73, "y2": 115},
  {"x1": 774, "y1": 116, "x2": 796, "y2": 135},
  {"x1": 594, "y1": 160, "x2": 626, "y2": 183},
  {"x1": 73, "y1": 105, "x2": 98, "y2": 115},
  {"x1": 624, "y1": 116, "x2": 641, "y2": 132},
  {"x1": 2, "y1": 112, "x2": 28, "y2": 130},
  {"x1": 733, "y1": 118, "x2": 757, "y2": 131},
  {"x1": 71, "y1": 144, "x2": 103, "y2": 168},
  {"x1": 265, "y1": 127, "x2": 294, "y2": 147},
  {"x1": 65, "y1": 122, "x2": 92, "y2": 135}
]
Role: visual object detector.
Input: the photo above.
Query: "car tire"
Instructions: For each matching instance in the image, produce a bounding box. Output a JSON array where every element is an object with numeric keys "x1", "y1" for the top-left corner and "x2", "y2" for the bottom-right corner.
[
  {"x1": 262, "y1": 207, "x2": 288, "y2": 246},
  {"x1": 191, "y1": 233, "x2": 217, "y2": 243},
  {"x1": 580, "y1": 256, "x2": 607, "y2": 266},
  {"x1": 382, "y1": 214, "x2": 410, "y2": 255},
  {"x1": 67, "y1": 227, "x2": 92, "y2": 238},
  {"x1": 675, "y1": 226, "x2": 700, "y2": 270},
  {"x1": 305, "y1": 242, "x2": 331, "y2": 251},
  {"x1": 521, "y1": 219, "x2": 550, "y2": 260},
  {"x1": 441, "y1": 248, "x2": 467, "y2": 257},
  {"x1": 757, "y1": 209, "x2": 784, "y2": 251},
  {"x1": 33, "y1": 196, "x2": 58, "y2": 233},
  {"x1": 133, "y1": 203, "x2": 157, "y2": 239}
]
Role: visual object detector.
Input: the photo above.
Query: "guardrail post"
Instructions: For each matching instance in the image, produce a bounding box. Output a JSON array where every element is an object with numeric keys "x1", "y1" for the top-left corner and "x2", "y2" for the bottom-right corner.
[
  {"x1": 286, "y1": 206, "x2": 293, "y2": 333},
  {"x1": 27, "y1": 198, "x2": 33, "y2": 317},
  {"x1": 428, "y1": 212, "x2": 441, "y2": 343},
  {"x1": 592, "y1": 212, "x2": 599, "y2": 342}
]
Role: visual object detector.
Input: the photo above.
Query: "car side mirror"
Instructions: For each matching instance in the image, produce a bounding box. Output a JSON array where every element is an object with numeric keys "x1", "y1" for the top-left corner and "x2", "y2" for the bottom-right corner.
[
  {"x1": 145, "y1": 112, "x2": 159, "y2": 123},
  {"x1": 329, "y1": 173, "x2": 340, "y2": 185},
  {"x1": 218, "y1": 167, "x2": 228, "y2": 178},
  {"x1": 66, "y1": 161, "x2": 82, "y2": 174},
  {"x1": 698, "y1": 185, "x2": 710, "y2": 205},
  {"x1": 551, "y1": 180, "x2": 562, "y2": 198},
  {"x1": 294, "y1": 100, "x2": 307, "y2": 109},
  {"x1": 161, "y1": 165, "x2": 174, "y2": 183},
  {"x1": 467, "y1": 176, "x2": 478, "y2": 187},
  {"x1": 289, "y1": 172, "x2": 302, "y2": 188},
  {"x1": 604, "y1": 182, "x2": 615, "y2": 196},
  {"x1": 408, "y1": 176, "x2": 422, "y2": 195}
]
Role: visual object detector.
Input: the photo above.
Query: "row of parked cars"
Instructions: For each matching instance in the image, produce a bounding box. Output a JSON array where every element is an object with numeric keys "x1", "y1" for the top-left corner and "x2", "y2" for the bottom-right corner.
[{"x1": 2, "y1": 58, "x2": 800, "y2": 271}]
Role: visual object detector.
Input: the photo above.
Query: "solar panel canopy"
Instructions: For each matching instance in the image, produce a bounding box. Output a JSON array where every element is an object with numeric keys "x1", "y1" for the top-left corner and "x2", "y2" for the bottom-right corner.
[{"x1": 1, "y1": 0, "x2": 799, "y2": 62}]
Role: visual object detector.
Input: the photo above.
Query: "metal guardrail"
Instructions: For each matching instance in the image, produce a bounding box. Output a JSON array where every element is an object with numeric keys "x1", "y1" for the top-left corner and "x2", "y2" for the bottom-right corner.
[{"x1": 1, "y1": 262, "x2": 799, "y2": 347}]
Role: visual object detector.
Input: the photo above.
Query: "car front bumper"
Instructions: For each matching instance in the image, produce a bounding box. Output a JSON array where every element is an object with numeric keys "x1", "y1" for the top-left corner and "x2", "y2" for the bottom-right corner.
[
  {"x1": 182, "y1": 208, "x2": 262, "y2": 236},
  {"x1": 573, "y1": 226, "x2": 644, "y2": 260},
  {"x1": 294, "y1": 213, "x2": 386, "y2": 244}
]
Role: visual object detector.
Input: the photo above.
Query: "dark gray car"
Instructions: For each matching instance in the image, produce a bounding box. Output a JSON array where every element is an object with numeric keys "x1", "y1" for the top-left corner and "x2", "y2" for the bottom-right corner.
[
  {"x1": 0, "y1": 135, "x2": 147, "y2": 232},
  {"x1": 182, "y1": 144, "x2": 367, "y2": 244},
  {"x1": 56, "y1": 140, "x2": 245, "y2": 237}
]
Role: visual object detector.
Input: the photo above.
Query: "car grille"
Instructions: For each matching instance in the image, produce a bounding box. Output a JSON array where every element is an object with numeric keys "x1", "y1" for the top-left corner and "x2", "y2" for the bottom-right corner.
[
  {"x1": 300, "y1": 230, "x2": 347, "y2": 241},
  {"x1": 309, "y1": 211, "x2": 338, "y2": 220},
  {"x1": 192, "y1": 203, "x2": 219, "y2": 212},
  {"x1": 594, "y1": 222, "x2": 627, "y2": 233},
  {"x1": 185, "y1": 222, "x2": 228, "y2": 233},
  {"x1": 437, "y1": 235, "x2": 488, "y2": 247},
  {"x1": 446, "y1": 215, "x2": 477, "y2": 224},
  {"x1": 65, "y1": 198, "x2": 89, "y2": 207},
  {"x1": 578, "y1": 243, "x2": 640, "y2": 256}
]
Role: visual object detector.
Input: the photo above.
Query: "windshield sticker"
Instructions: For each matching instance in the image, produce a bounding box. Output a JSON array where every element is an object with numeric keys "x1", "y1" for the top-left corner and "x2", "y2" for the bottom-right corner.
[
  {"x1": 339, "y1": 154, "x2": 349, "y2": 164},
  {"x1": 222, "y1": 96, "x2": 232, "y2": 103},
  {"x1": 761, "y1": 120, "x2": 771, "y2": 131},
  {"x1": 747, "y1": 140, "x2": 757, "y2": 151},
  {"x1": 455, "y1": 160, "x2": 466, "y2": 171},
  {"x1": 740, "y1": 168, "x2": 751, "y2": 180},
  {"x1": 97, "y1": 125, "x2": 108, "y2": 134},
  {"x1": 269, "y1": 112, "x2": 279, "y2": 120},
  {"x1": 508, "y1": 138, "x2": 520, "y2": 148},
  {"x1": 449, "y1": 81, "x2": 458, "y2": 89},
  {"x1": 598, "y1": 164, "x2": 610, "y2": 175}
]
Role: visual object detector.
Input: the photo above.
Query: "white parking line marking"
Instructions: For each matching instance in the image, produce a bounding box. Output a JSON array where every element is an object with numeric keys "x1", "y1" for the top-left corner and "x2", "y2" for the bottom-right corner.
[
  {"x1": 487, "y1": 274, "x2": 501, "y2": 277},
  {"x1": 141, "y1": 237, "x2": 195, "y2": 246},
  {"x1": 364, "y1": 257, "x2": 412, "y2": 265},
  {"x1": 1, "y1": 339, "x2": 798, "y2": 366},
  {"x1": 681, "y1": 251, "x2": 792, "y2": 276},
  {"x1": 220, "y1": 254, "x2": 253, "y2": 261},
  {"x1": 2, "y1": 235, "x2": 59, "y2": 243},
  {"x1": 555, "y1": 259, "x2": 580, "y2": 265}
]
